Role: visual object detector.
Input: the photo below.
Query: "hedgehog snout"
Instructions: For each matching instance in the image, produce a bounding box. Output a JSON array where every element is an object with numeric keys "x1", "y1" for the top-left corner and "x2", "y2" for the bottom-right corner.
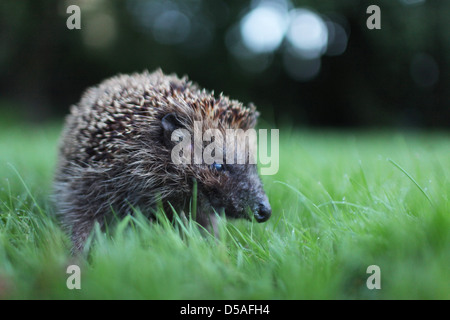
[{"x1": 253, "y1": 198, "x2": 271, "y2": 223}]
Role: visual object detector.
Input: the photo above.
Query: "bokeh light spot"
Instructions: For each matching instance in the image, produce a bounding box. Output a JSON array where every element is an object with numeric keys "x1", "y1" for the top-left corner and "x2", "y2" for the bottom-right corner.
[
  {"x1": 325, "y1": 21, "x2": 348, "y2": 56},
  {"x1": 153, "y1": 10, "x2": 191, "y2": 45},
  {"x1": 286, "y1": 9, "x2": 328, "y2": 59},
  {"x1": 240, "y1": 3, "x2": 288, "y2": 54}
]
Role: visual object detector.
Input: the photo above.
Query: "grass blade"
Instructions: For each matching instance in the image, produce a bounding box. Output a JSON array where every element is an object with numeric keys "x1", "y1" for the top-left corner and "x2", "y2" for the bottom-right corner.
[{"x1": 387, "y1": 158, "x2": 433, "y2": 206}]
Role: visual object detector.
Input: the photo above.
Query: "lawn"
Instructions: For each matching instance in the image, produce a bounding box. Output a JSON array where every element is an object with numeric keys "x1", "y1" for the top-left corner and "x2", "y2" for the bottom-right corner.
[{"x1": 0, "y1": 119, "x2": 449, "y2": 299}]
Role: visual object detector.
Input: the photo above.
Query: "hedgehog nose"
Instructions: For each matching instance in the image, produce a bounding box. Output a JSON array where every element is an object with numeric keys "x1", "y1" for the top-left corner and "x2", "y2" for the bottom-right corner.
[{"x1": 254, "y1": 200, "x2": 271, "y2": 223}]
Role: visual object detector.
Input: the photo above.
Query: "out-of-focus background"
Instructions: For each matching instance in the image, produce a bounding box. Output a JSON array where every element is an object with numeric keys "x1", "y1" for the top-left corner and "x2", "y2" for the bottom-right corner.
[{"x1": 0, "y1": 0, "x2": 449, "y2": 128}]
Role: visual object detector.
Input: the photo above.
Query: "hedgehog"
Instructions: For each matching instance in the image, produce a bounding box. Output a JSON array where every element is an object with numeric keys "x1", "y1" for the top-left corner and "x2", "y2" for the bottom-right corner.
[{"x1": 53, "y1": 69, "x2": 271, "y2": 251}]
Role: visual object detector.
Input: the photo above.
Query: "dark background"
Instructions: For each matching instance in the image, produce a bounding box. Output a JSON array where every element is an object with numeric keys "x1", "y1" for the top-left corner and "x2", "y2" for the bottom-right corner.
[{"x1": 0, "y1": 0, "x2": 448, "y2": 128}]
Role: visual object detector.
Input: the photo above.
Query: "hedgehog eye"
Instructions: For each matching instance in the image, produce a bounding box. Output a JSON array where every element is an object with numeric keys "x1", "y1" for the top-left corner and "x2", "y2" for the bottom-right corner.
[{"x1": 211, "y1": 162, "x2": 225, "y2": 172}]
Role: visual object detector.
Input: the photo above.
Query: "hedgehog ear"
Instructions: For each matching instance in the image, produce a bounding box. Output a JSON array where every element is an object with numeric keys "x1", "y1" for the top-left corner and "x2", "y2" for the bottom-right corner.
[
  {"x1": 161, "y1": 113, "x2": 185, "y2": 146},
  {"x1": 162, "y1": 113, "x2": 182, "y2": 132}
]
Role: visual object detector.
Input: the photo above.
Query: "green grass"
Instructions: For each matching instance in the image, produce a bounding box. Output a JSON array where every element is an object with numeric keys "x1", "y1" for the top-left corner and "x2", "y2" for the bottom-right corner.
[{"x1": 0, "y1": 120, "x2": 449, "y2": 299}]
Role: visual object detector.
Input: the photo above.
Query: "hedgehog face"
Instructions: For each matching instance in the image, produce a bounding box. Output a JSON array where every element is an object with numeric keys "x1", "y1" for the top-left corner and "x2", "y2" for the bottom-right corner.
[
  {"x1": 196, "y1": 163, "x2": 272, "y2": 223},
  {"x1": 161, "y1": 112, "x2": 271, "y2": 223}
]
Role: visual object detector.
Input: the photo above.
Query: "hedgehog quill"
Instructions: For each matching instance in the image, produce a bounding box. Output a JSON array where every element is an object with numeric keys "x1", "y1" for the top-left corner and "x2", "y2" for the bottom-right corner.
[{"x1": 54, "y1": 70, "x2": 271, "y2": 251}]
